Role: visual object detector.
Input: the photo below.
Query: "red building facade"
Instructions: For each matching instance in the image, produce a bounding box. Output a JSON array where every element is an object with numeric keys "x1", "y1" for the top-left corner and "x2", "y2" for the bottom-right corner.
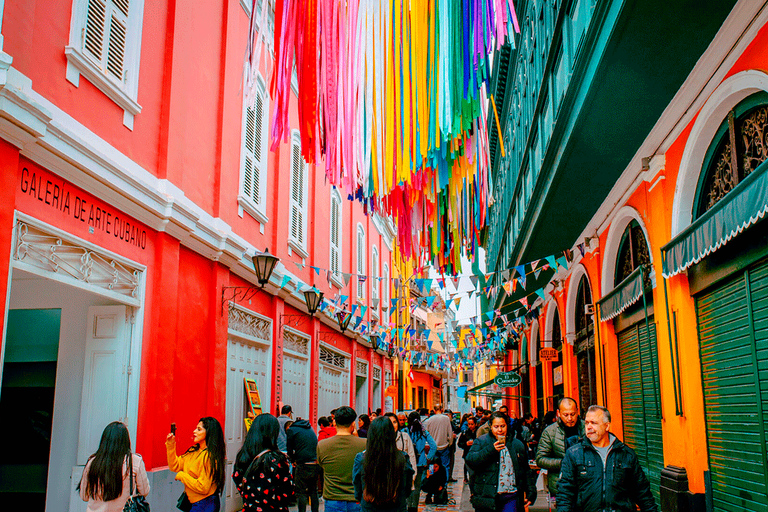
[{"x1": 0, "y1": 1, "x2": 393, "y2": 510}]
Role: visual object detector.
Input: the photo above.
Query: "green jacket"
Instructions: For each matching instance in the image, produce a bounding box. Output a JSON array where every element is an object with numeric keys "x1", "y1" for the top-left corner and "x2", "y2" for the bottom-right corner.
[{"x1": 535, "y1": 418, "x2": 585, "y2": 496}]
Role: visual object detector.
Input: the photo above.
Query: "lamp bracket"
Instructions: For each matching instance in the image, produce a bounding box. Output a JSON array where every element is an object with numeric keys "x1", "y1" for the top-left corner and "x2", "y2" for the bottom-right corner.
[
  {"x1": 318, "y1": 330, "x2": 337, "y2": 343},
  {"x1": 221, "y1": 286, "x2": 266, "y2": 316},
  {"x1": 279, "y1": 313, "x2": 309, "y2": 333}
]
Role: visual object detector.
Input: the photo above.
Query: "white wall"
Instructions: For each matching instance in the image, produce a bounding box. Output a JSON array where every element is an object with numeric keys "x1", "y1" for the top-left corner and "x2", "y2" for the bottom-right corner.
[{"x1": 8, "y1": 269, "x2": 112, "y2": 512}]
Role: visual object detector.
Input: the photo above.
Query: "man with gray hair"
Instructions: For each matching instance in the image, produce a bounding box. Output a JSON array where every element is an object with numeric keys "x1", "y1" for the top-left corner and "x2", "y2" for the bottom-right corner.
[{"x1": 556, "y1": 405, "x2": 658, "y2": 512}]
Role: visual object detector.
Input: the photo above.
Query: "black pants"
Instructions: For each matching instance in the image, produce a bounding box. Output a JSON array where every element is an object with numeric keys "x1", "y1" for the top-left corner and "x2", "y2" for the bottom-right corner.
[{"x1": 294, "y1": 463, "x2": 320, "y2": 512}]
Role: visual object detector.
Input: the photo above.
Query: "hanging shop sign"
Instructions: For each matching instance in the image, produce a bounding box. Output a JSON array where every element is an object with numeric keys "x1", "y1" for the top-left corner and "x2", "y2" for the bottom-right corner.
[
  {"x1": 539, "y1": 348, "x2": 559, "y2": 362},
  {"x1": 494, "y1": 371, "x2": 522, "y2": 388}
]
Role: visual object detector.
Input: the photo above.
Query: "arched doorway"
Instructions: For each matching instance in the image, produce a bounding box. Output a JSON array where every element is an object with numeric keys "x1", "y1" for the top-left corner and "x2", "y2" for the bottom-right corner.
[{"x1": 574, "y1": 276, "x2": 597, "y2": 414}]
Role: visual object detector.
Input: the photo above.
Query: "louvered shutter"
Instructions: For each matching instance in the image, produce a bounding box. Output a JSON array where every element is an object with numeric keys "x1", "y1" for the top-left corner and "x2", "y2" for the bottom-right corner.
[
  {"x1": 357, "y1": 228, "x2": 365, "y2": 299},
  {"x1": 84, "y1": 0, "x2": 129, "y2": 83},
  {"x1": 696, "y1": 258, "x2": 768, "y2": 511},
  {"x1": 242, "y1": 89, "x2": 266, "y2": 208},
  {"x1": 330, "y1": 195, "x2": 341, "y2": 274},
  {"x1": 372, "y1": 249, "x2": 379, "y2": 301},
  {"x1": 290, "y1": 140, "x2": 305, "y2": 246}
]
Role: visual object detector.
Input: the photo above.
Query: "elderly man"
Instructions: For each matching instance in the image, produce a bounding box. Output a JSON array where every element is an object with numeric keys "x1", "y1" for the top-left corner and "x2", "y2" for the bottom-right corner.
[
  {"x1": 397, "y1": 412, "x2": 408, "y2": 431},
  {"x1": 557, "y1": 405, "x2": 658, "y2": 512},
  {"x1": 536, "y1": 397, "x2": 584, "y2": 500},
  {"x1": 425, "y1": 403, "x2": 454, "y2": 480}
]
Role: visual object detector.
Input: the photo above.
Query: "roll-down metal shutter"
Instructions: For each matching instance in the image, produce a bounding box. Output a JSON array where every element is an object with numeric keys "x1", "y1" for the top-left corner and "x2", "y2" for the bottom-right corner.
[
  {"x1": 696, "y1": 258, "x2": 768, "y2": 512},
  {"x1": 618, "y1": 320, "x2": 663, "y2": 503}
]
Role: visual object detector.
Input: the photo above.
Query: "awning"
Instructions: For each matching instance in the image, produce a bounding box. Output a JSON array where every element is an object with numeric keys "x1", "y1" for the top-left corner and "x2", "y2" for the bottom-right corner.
[
  {"x1": 597, "y1": 266, "x2": 644, "y2": 322},
  {"x1": 467, "y1": 378, "x2": 496, "y2": 393},
  {"x1": 661, "y1": 160, "x2": 768, "y2": 278}
]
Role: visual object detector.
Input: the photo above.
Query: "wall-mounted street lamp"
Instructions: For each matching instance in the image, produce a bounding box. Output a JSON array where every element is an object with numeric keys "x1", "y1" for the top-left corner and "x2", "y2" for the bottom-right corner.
[
  {"x1": 221, "y1": 248, "x2": 280, "y2": 314},
  {"x1": 303, "y1": 287, "x2": 324, "y2": 317}
]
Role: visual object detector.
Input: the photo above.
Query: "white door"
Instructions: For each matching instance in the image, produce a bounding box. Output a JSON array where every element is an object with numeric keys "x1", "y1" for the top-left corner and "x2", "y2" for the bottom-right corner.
[
  {"x1": 282, "y1": 329, "x2": 310, "y2": 420},
  {"x1": 225, "y1": 335, "x2": 271, "y2": 512},
  {"x1": 77, "y1": 305, "x2": 130, "y2": 464},
  {"x1": 282, "y1": 353, "x2": 309, "y2": 420},
  {"x1": 372, "y1": 366, "x2": 382, "y2": 412},
  {"x1": 355, "y1": 359, "x2": 369, "y2": 415}
]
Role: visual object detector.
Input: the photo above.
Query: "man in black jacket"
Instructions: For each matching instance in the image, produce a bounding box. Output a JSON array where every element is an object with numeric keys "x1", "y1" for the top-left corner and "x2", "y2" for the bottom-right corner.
[
  {"x1": 557, "y1": 405, "x2": 658, "y2": 512},
  {"x1": 287, "y1": 418, "x2": 320, "y2": 512}
]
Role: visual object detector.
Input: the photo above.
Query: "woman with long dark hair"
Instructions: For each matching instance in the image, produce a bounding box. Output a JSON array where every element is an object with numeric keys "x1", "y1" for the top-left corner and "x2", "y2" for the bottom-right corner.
[
  {"x1": 357, "y1": 414, "x2": 371, "y2": 438},
  {"x1": 167, "y1": 417, "x2": 227, "y2": 512},
  {"x1": 405, "y1": 411, "x2": 437, "y2": 512},
  {"x1": 232, "y1": 414, "x2": 294, "y2": 512},
  {"x1": 79, "y1": 421, "x2": 150, "y2": 511},
  {"x1": 353, "y1": 416, "x2": 414, "y2": 512}
]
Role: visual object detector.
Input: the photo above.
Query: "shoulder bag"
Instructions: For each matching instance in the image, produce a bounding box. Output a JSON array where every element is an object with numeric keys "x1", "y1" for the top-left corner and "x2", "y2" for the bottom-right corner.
[{"x1": 124, "y1": 454, "x2": 150, "y2": 512}]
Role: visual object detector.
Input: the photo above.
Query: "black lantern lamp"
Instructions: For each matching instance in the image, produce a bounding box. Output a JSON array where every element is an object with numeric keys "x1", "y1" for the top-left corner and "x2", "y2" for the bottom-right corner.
[
  {"x1": 336, "y1": 311, "x2": 352, "y2": 333},
  {"x1": 303, "y1": 288, "x2": 324, "y2": 316},
  {"x1": 252, "y1": 248, "x2": 279, "y2": 287}
]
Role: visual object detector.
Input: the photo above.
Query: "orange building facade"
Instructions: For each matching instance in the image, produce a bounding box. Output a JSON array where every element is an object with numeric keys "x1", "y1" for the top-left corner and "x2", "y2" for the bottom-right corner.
[{"x1": 503, "y1": 4, "x2": 768, "y2": 509}]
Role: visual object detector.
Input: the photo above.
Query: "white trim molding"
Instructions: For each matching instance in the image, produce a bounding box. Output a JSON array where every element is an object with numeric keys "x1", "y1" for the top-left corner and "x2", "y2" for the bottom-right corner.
[
  {"x1": 564, "y1": 264, "x2": 590, "y2": 346},
  {"x1": 600, "y1": 206, "x2": 655, "y2": 294},
  {"x1": 672, "y1": 69, "x2": 768, "y2": 236}
]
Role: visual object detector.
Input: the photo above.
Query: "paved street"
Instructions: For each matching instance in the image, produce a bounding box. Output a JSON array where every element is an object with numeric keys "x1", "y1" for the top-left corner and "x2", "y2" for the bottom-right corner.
[{"x1": 290, "y1": 455, "x2": 554, "y2": 512}]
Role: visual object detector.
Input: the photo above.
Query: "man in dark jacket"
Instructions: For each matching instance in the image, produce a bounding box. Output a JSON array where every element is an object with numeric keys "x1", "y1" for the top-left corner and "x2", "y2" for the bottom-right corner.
[
  {"x1": 557, "y1": 406, "x2": 658, "y2": 512},
  {"x1": 466, "y1": 412, "x2": 537, "y2": 512},
  {"x1": 287, "y1": 418, "x2": 320, "y2": 512},
  {"x1": 536, "y1": 397, "x2": 584, "y2": 500}
]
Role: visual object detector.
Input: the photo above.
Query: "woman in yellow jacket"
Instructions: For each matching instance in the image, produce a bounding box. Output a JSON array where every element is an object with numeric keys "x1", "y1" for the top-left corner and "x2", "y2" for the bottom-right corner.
[{"x1": 167, "y1": 416, "x2": 226, "y2": 512}]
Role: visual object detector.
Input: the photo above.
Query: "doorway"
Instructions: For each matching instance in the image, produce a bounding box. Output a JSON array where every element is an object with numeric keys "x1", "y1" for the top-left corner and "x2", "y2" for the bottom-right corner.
[{"x1": 0, "y1": 309, "x2": 61, "y2": 509}]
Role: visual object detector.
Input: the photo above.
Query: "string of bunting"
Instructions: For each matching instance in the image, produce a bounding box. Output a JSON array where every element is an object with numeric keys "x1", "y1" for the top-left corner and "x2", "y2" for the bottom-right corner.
[{"x1": 265, "y1": 0, "x2": 522, "y2": 273}]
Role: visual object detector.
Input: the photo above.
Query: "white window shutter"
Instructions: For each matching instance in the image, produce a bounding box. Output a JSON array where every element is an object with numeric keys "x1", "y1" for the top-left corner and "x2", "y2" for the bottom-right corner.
[
  {"x1": 290, "y1": 139, "x2": 305, "y2": 246},
  {"x1": 84, "y1": 0, "x2": 107, "y2": 63},
  {"x1": 84, "y1": 0, "x2": 129, "y2": 83},
  {"x1": 243, "y1": 105, "x2": 256, "y2": 201},
  {"x1": 331, "y1": 195, "x2": 341, "y2": 274},
  {"x1": 357, "y1": 228, "x2": 365, "y2": 299}
]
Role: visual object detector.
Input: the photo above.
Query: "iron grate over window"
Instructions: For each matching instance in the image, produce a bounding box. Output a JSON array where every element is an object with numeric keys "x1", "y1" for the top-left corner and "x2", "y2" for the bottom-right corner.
[{"x1": 320, "y1": 346, "x2": 347, "y2": 370}]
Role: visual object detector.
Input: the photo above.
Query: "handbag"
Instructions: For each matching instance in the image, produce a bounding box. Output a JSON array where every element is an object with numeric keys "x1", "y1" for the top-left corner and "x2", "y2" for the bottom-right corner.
[
  {"x1": 176, "y1": 492, "x2": 192, "y2": 512},
  {"x1": 123, "y1": 454, "x2": 150, "y2": 512}
]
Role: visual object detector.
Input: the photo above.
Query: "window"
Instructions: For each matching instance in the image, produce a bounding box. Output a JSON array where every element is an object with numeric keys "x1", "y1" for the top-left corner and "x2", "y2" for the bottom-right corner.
[
  {"x1": 382, "y1": 264, "x2": 390, "y2": 323},
  {"x1": 289, "y1": 131, "x2": 308, "y2": 256},
  {"x1": 329, "y1": 189, "x2": 343, "y2": 285},
  {"x1": 371, "y1": 246, "x2": 379, "y2": 317},
  {"x1": 239, "y1": 78, "x2": 269, "y2": 223},
  {"x1": 356, "y1": 225, "x2": 366, "y2": 300},
  {"x1": 66, "y1": 0, "x2": 145, "y2": 128}
]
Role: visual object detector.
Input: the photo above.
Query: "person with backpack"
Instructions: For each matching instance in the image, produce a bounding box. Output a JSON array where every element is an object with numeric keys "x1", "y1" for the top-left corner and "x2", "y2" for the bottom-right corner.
[
  {"x1": 79, "y1": 421, "x2": 150, "y2": 511},
  {"x1": 406, "y1": 411, "x2": 438, "y2": 512},
  {"x1": 233, "y1": 414, "x2": 295, "y2": 512}
]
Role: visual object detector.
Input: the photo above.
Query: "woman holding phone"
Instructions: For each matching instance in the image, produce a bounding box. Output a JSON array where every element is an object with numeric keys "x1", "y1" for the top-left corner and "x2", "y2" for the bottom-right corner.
[
  {"x1": 466, "y1": 412, "x2": 536, "y2": 512},
  {"x1": 167, "y1": 417, "x2": 227, "y2": 512}
]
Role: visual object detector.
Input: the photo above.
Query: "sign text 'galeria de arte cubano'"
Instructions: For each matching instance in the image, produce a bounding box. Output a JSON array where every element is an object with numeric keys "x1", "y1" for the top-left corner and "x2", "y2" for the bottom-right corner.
[{"x1": 19, "y1": 166, "x2": 148, "y2": 250}]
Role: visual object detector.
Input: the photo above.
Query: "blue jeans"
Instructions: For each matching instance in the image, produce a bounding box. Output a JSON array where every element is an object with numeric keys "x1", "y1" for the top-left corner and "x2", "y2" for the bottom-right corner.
[
  {"x1": 436, "y1": 448, "x2": 451, "y2": 478},
  {"x1": 324, "y1": 500, "x2": 361, "y2": 512},
  {"x1": 498, "y1": 493, "x2": 518, "y2": 512},
  {"x1": 190, "y1": 494, "x2": 220, "y2": 512}
]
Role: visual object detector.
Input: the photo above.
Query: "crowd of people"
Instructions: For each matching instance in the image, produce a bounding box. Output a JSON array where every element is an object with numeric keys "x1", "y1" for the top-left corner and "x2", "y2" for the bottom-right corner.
[{"x1": 76, "y1": 399, "x2": 658, "y2": 512}]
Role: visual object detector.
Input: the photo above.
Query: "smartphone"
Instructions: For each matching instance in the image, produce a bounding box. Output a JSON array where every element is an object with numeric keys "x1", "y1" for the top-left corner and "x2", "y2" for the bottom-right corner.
[{"x1": 170, "y1": 422, "x2": 177, "y2": 435}]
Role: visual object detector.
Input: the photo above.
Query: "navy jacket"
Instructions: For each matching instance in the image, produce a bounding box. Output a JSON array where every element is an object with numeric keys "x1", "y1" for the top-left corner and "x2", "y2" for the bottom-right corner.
[
  {"x1": 286, "y1": 419, "x2": 318, "y2": 463},
  {"x1": 557, "y1": 435, "x2": 658, "y2": 512}
]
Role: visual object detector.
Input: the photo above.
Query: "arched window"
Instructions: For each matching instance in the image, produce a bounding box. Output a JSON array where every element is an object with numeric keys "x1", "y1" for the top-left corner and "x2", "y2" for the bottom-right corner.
[
  {"x1": 695, "y1": 93, "x2": 768, "y2": 218},
  {"x1": 615, "y1": 220, "x2": 652, "y2": 288},
  {"x1": 574, "y1": 275, "x2": 596, "y2": 414}
]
